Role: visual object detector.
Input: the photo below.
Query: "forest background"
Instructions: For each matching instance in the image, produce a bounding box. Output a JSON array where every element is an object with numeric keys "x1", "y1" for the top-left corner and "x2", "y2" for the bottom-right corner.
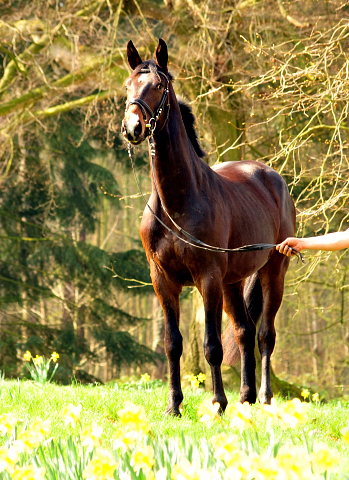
[{"x1": 1, "y1": 0, "x2": 349, "y2": 399}]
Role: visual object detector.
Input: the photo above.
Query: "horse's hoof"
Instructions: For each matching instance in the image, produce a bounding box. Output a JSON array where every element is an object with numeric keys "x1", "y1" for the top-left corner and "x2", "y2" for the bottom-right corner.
[
  {"x1": 165, "y1": 406, "x2": 181, "y2": 417},
  {"x1": 258, "y1": 390, "x2": 273, "y2": 405},
  {"x1": 239, "y1": 387, "x2": 257, "y2": 404},
  {"x1": 213, "y1": 395, "x2": 228, "y2": 414}
]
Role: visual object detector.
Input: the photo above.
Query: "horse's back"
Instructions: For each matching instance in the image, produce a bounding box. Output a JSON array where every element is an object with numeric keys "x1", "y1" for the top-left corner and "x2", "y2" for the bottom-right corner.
[
  {"x1": 212, "y1": 160, "x2": 295, "y2": 239},
  {"x1": 212, "y1": 160, "x2": 284, "y2": 190}
]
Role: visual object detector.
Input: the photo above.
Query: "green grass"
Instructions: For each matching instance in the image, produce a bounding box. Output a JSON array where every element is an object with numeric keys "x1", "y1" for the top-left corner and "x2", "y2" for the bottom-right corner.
[{"x1": 1, "y1": 378, "x2": 349, "y2": 457}]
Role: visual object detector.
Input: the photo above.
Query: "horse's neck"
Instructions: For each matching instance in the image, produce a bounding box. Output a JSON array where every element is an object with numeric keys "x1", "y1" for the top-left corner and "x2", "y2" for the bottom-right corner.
[{"x1": 151, "y1": 87, "x2": 203, "y2": 213}]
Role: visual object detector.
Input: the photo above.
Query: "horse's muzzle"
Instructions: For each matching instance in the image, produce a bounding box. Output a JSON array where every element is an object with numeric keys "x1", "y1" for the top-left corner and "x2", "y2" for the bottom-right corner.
[{"x1": 122, "y1": 114, "x2": 145, "y2": 145}]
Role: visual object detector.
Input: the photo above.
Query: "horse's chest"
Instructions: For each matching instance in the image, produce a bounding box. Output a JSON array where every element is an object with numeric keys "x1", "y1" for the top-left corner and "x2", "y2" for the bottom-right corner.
[{"x1": 140, "y1": 220, "x2": 194, "y2": 283}]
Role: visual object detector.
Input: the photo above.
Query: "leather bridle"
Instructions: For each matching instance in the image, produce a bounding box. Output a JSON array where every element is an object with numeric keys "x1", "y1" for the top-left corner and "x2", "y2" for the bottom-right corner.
[{"x1": 125, "y1": 68, "x2": 170, "y2": 137}]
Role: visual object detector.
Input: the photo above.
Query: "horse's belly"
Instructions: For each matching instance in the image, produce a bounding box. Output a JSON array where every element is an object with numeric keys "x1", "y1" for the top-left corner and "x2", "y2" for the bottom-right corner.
[{"x1": 224, "y1": 250, "x2": 272, "y2": 284}]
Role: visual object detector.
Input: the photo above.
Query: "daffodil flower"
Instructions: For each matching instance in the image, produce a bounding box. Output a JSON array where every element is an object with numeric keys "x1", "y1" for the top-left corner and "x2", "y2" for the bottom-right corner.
[
  {"x1": 0, "y1": 445, "x2": 20, "y2": 474},
  {"x1": 341, "y1": 425, "x2": 349, "y2": 443},
  {"x1": 117, "y1": 401, "x2": 150, "y2": 435},
  {"x1": 11, "y1": 464, "x2": 46, "y2": 480},
  {"x1": 278, "y1": 398, "x2": 308, "y2": 429},
  {"x1": 225, "y1": 401, "x2": 252, "y2": 431},
  {"x1": 80, "y1": 422, "x2": 103, "y2": 452},
  {"x1": 112, "y1": 430, "x2": 137, "y2": 452},
  {"x1": 197, "y1": 399, "x2": 220, "y2": 427},
  {"x1": 309, "y1": 442, "x2": 340, "y2": 474},
  {"x1": 312, "y1": 392, "x2": 319, "y2": 402},
  {"x1": 276, "y1": 445, "x2": 313, "y2": 478},
  {"x1": 132, "y1": 445, "x2": 155, "y2": 474},
  {"x1": 301, "y1": 388, "x2": 310, "y2": 400},
  {"x1": 0, "y1": 413, "x2": 17, "y2": 436},
  {"x1": 211, "y1": 433, "x2": 244, "y2": 467},
  {"x1": 82, "y1": 448, "x2": 117, "y2": 480},
  {"x1": 23, "y1": 351, "x2": 32, "y2": 362},
  {"x1": 51, "y1": 352, "x2": 59, "y2": 363},
  {"x1": 62, "y1": 403, "x2": 82, "y2": 428},
  {"x1": 141, "y1": 372, "x2": 150, "y2": 382},
  {"x1": 33, "y1": 355, "x2": 43, "y2": 366}
]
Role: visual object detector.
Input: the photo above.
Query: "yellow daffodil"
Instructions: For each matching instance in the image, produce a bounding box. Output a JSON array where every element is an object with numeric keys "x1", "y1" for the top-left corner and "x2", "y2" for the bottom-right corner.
[
  {"x1": 16, "y1": 430, "x2": 41, "y2": 454},
  {"x1": 51, "y1": 352, "x2": 59, "y2": 363},
  {"x1": 0, "y1": 413, "x2": 17, "y2": 436},
  {"x1": 14, "y1": 419, "x2": 50, "y2": 454},
  {"x1": 23, "y1": 351, "x2": 32, "y2": 362},
  {"x1": 309, "y1": 442, "x2": 340, "y2": 474},
  {"x1": 301, "y1": 389, "x2": 310, "y2": 400},
  {"x1": 197, "y1": 399, "x2": 220, "y2": 427},
  {"x1": 0, "y1": 445, "x2": 20, "y2": 474},
  {"x1": 11, "y1": 464, "x2": 46, "y2": 480},
  {"x1": 82, "y1": 447, "x2": 117, "y2": 480},
  {"x1": 31, "y1": 418, "x2": 51, "y2": 440},
  {"x1": 197, "y1": 372, "x2": 206, "y2": 384},
  {"x1": 278, "y1": 398, "x2": 308, "y2": 429},
  {"x1": 171, "y1": 459, "x2": 201, "y2": 480},
  {"x1": 276, "y1": 445, "x2": 312, "y2": 478},
  {"x1": 132, "y1": 445, "x2": 155, "y2": 474},
  {"x1": 81, "y1": 422, "x2": 103, "y2": 452},
  {"x1": 141, "y1": 373, "x2": 150, "y2": 382},
  {"x1": 62, "y1": 403, "x2": 82, "y2": 428},
  {"x1": 211, "y1": 433, "x2": 244, "y2": 467},
  {"x1": 312, "y1": 392, "x2": 319, "y2": 403},
  {"x1": 184, "y1": 374, "x2": 200, "y2": 388},
  {"x1": 341, "y1": 425, "x2": 349, "y2": 443},
  {"x1": 225, "y1": 401, "x2": 252, "y2": 431},
  {"x1": 248, "y1": 453, "x2": 280, "y2": 480},
  {"x1": 259, "y1": 398, "x2": 279, "y2": 428},
  {"x1": 33, "y1": 355, "x2": 43, "y2": 366},
  {"x1": 112, "y1": 430, "x2": 137, "y2": 452},
  {"x1": 117, "y1": 401, "x2": 150, "y2": 435}
]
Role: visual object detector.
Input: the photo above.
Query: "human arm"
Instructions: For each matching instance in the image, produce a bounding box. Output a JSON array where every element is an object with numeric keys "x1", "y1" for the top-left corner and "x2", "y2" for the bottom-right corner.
[{"x1": 276, "y1": 229, "x2": 349, "y2": 257}]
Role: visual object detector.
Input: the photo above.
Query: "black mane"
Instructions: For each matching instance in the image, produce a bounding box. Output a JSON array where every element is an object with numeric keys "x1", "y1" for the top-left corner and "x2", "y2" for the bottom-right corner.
[{"x1": 178, "y1": 99, "x2": 206, "y2": 158}]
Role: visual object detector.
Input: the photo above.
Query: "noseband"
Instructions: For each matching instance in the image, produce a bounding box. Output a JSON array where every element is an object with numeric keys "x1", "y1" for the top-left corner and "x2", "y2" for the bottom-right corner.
[{"x1": 125, "y1": 69, "x2": 170, "y2": 136}]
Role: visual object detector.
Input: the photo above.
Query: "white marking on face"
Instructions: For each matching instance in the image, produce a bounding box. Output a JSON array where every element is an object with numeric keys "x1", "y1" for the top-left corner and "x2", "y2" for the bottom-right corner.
[{"x1": 125, "y1": 112, "x2": 141, "y2": 139}]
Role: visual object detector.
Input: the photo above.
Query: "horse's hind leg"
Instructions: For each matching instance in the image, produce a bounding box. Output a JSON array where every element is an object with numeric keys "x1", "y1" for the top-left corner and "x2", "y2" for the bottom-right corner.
[
  {"x1": 200, "y1": 277, "x2": 228, "y2": 411},
  {"x1": 151, "y1": 264, "x2": 183, "y2": 416},
  {"x1": 223, "y1": 282, "x2": 257, "y2": 404},
  {"x1": 257, "y1": 255, "x2": 290, "y2": 404}
]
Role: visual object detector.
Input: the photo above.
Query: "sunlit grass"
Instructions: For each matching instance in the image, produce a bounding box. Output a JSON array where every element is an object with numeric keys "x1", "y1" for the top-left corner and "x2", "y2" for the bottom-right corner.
[
  {"x1": 2, "y1": 379, "x2": 349, "y2": 478},
  {"x1": 1, "y1": 379, "x2": 349, "y2": 456}
]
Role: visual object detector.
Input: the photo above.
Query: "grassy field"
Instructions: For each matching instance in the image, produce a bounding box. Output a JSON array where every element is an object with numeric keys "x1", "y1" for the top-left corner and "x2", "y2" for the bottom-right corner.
[{"x1": 1, "y1": 378, "x2": 349, "y2": 478}]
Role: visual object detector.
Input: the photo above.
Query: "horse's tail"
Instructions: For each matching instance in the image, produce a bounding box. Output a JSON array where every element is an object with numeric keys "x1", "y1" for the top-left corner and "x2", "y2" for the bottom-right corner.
[{"x1": 222, "y1": 273, "x2": 263, "y2": 366}]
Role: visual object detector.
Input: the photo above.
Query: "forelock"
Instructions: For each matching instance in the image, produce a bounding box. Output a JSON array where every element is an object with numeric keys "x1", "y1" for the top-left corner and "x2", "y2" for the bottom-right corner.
[{"x1": 132, "y1": 60, "x2": 173, "y2": 81}]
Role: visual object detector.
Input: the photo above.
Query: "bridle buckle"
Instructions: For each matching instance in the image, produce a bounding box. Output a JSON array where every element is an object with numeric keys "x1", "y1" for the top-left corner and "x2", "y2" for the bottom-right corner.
[{"x1": 145, "y1": 117, "x2": 157, "y2": 134}]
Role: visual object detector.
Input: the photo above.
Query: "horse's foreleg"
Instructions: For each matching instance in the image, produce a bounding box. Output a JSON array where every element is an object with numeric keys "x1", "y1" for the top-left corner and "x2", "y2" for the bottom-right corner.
[
  {"x1": 151, "y1": 264, "x2": 183, "y2": 416},
  {"x1": 257, "y1": 258, "x2": 289, "y2": 404},
  {"x1": 223, "y1": 283, "x2": 257, "y2": 404},
  {"x1": 201, "y1": 278, "x2": 227, "y2": 412}
]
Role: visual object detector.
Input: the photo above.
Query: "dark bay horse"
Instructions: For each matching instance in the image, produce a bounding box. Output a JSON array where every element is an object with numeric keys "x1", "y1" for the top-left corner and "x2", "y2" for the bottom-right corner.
[{"x1": 122, "y1": 39, "x2": 295, "y2": 415}]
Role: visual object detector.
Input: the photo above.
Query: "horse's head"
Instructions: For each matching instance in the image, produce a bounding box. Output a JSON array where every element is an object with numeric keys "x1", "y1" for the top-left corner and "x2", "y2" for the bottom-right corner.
[{"x1": 122, "y1": 39, "x2": 170, "y2": 145}]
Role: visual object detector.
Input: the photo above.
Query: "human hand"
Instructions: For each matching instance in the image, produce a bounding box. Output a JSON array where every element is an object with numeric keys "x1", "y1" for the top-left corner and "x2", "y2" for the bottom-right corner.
[{"x1": 276, "y1": 238, "x2": 304, "y2": 257}]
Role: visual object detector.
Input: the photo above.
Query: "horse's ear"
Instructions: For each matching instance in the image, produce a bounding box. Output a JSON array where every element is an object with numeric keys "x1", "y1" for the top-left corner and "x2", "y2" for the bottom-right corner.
[
  {"x1": 155, "y1": 38, "x2": 168, "y2": 71},
  {"x1": 127, "y1": 40, "x2": 143, "y2": 70}
]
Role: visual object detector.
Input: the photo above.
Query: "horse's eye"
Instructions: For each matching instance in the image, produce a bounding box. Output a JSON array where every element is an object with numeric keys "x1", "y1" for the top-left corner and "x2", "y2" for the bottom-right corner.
[
  {"x1": 125, "y1": 85, "x2": 128, "y2": 91},
  {"x1": 157, "y1": 84, "x2": 163, "y2": 91}
]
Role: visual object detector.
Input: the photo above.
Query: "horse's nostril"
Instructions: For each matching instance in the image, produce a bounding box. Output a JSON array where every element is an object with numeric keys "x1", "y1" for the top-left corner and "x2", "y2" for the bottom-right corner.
[{"x1": 134, "y1": 121, "x2": 142, "y2": 137}]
